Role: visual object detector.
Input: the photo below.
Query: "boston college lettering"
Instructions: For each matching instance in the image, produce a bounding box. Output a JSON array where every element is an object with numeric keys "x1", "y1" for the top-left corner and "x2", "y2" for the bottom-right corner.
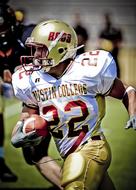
[
  {"x1": 32, "y1": 83, "x2": 87, "y2": 102},
  {"x1": 48, "y1": 32, "x2": 71, "y2": 43}
]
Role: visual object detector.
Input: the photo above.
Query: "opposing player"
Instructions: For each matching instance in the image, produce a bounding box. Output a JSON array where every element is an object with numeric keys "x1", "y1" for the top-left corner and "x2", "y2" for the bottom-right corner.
[
  {"x1": 11, "y1": 20, "x2": 136, "y2": 190},
  {"x1": 0, "y1": 0, "x2": 26, "y2": 181}
]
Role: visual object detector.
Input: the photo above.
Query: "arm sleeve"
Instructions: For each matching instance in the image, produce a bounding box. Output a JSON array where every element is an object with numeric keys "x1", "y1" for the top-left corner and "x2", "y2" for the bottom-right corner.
[
  {"x1": 12, "y1": 71, "x2": 38, "y2": 108},
  {"x1": 96, "y1": 52, "x2": 117, "y2": 95}
]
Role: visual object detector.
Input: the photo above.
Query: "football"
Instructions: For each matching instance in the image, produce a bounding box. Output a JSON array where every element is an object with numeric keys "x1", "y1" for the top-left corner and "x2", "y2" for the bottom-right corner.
[{"x1": 22, "y1": 114, "x2": 49, "y2": 137}]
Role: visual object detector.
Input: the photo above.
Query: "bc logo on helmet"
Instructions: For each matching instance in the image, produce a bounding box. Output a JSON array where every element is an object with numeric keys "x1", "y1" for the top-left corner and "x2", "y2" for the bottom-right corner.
[{"x1": 48, "y1": 32, "x2": 71, "y2": 43}]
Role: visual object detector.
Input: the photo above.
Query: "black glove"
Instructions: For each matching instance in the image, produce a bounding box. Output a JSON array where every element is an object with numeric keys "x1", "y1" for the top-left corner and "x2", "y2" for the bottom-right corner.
[{"x1": 125, "y1": 115, "x2": 136, "y2": 130}]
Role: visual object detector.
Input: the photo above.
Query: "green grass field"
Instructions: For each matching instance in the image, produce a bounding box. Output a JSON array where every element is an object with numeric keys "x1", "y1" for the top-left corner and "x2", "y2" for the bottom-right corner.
[{"x1": 0, "y1": 97, "x2": 136, "y2": 189}]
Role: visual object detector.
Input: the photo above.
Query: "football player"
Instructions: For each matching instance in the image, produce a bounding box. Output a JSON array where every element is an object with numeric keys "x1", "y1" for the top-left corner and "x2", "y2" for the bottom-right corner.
[{"x1": 11, "y1": 20, "x2": 136, "y2": 190}]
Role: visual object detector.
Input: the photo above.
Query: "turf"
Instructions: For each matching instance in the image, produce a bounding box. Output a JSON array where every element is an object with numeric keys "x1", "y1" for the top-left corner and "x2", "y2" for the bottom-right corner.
[{"x1": 0, "y1": 97, "x2": 136, "y2": 189}]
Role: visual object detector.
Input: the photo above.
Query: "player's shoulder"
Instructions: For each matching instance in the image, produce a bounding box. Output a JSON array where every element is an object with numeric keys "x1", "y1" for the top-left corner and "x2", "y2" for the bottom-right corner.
[
  {"x1": 12, "y1": 66, "x2": 34, "y2": 90},
  {"x1": 12, "y1": 66, "x2": 30, "y2": 80},
  {"x1": 76, "y1": 49, "x2": 112, "y2": 60},
  {"x1": 74, "y1": 50, "x2": 114, "y2": 77}
]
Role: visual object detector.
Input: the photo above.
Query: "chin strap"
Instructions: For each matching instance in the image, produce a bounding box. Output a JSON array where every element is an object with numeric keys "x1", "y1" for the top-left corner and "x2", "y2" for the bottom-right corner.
[
  {"x1": 60, "y1": 44, "x2": 85, "y2": 63},
  {"x1": 73, "y1": 44, "x2": 85, "y2": 51}
]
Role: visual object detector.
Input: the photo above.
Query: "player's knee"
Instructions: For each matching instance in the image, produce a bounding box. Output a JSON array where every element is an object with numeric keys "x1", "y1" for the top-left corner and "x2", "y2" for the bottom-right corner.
[{"x1": 61, "y1": 152, "x2": 86, "y2": 189}]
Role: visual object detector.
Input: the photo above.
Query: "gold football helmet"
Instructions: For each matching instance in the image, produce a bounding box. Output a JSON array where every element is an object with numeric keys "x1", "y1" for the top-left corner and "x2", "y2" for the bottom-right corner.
[{"x1": 21, "y1": 19, "x2": 82, "y2": 72}]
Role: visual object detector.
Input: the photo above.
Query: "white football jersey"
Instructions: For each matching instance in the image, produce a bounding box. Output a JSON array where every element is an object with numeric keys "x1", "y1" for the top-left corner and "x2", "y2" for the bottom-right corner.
[{"x1": 12, "y1": 50, "x2": 117, "y2": 157}]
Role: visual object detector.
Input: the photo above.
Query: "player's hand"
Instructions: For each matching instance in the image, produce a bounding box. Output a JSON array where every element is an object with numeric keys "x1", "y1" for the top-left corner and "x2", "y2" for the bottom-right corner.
[
  {"x1": 3, "y1": 69, "x2": 12, "y2": 83},
  {"x1": 125, "y1": 115, "x2": 136, "y2": 130},
  {"x1": 1, "y1": 82, "x2": 14, "y2": 98},
  {"x1": 11, "y1": 120, "x2": 43, "y2": 148}
]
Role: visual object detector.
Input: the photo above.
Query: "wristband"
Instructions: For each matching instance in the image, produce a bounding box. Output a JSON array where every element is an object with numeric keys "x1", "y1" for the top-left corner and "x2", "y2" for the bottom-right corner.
[{"x1": 123, "y1": 86, "x2": 136, "y2": 98}]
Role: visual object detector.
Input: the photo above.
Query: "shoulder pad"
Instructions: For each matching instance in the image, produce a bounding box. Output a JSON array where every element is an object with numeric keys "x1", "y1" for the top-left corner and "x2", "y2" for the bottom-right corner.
[
  {"x1": 12, "y1": 66, "x2": 32, "y2": 91},
  {"x1": 75, "y1": 50, "x2": 113, "y2": 77}
]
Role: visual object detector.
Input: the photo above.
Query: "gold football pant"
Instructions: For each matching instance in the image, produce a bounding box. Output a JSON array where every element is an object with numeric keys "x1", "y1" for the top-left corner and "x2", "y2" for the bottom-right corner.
[{"x1": 61, "y1": 135, "x2": 115, "y2": 190}]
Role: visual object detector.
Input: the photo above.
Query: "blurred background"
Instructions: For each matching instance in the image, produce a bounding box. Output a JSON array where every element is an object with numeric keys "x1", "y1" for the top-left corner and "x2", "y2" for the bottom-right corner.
[
  {"x1": 9, "y1": 0, "x2": 136, "y2": 85},
  {"x1": 0, "y1": 0, "x2": 136, "y2": 189}
]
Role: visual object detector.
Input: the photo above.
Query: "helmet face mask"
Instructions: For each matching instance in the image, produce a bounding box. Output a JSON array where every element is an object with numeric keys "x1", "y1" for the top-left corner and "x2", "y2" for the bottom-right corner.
[{"x1": 21, "y1": 20, "x2": 78, "y2": 72}]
